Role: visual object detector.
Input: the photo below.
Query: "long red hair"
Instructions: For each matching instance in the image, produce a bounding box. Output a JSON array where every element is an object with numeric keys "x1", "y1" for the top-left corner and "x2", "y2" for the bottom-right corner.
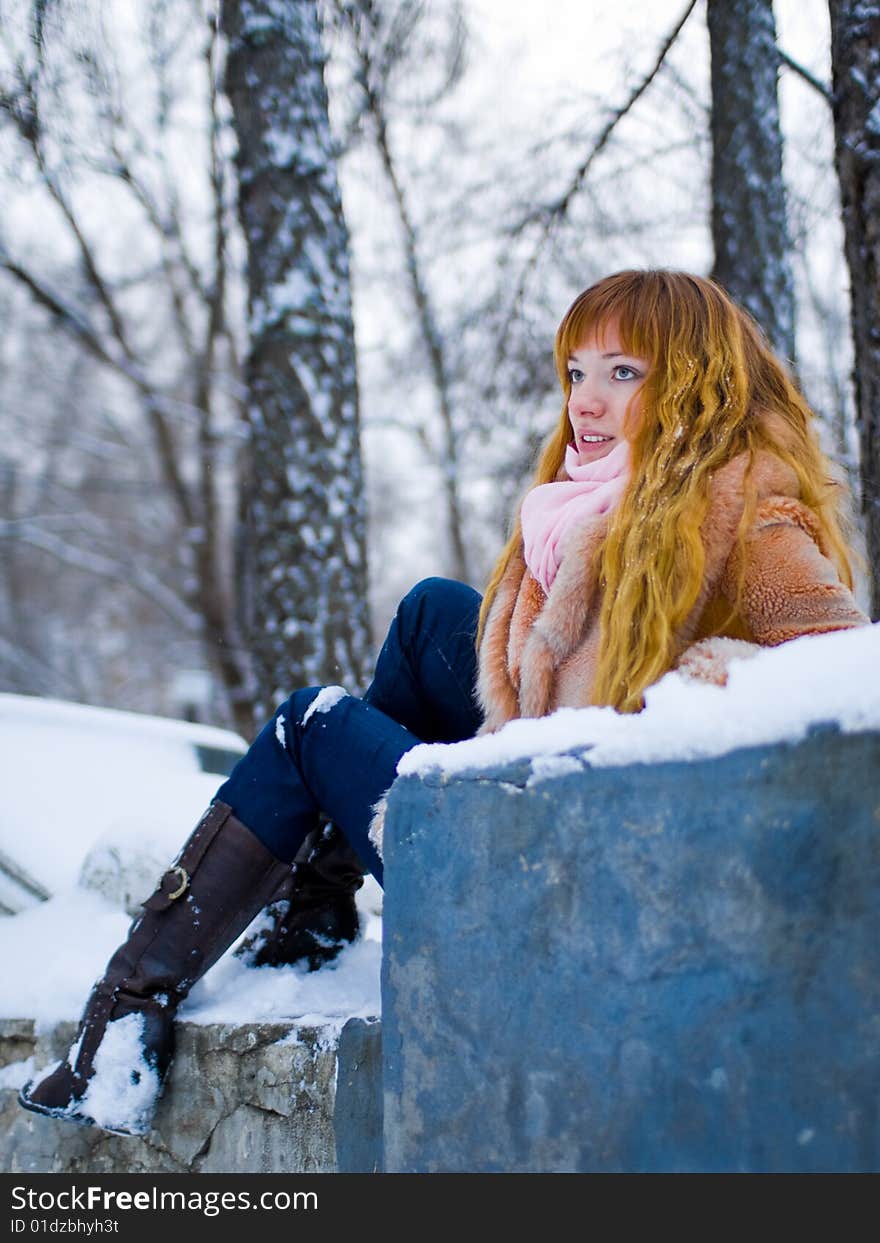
[{"x1": 478, "y1": 270, "x2": 855, "y2": 712}]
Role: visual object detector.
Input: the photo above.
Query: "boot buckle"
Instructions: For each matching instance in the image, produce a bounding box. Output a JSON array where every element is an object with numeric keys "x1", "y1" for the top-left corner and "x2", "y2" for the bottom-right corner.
[{"x1": 167, "y1": 866, "x2": 189, "y2": 900}]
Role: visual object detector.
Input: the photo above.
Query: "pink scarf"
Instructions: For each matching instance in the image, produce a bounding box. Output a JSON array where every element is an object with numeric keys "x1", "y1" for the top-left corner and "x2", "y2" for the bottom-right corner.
[{"x1": 520, "y1": 440, "x2": 631, "y2": 595}]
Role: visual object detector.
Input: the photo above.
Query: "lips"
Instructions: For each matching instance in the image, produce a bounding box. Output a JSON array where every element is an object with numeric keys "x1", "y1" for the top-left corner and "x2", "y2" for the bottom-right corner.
[{"x1": 579, "y1": 432, "x2": 612, "y2": 444}]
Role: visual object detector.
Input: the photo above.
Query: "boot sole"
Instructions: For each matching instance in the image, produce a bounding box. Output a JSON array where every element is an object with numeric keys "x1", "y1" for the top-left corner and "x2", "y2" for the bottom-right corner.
[{"x1": 17, "y1": 1084, "x2": 148, "y2": 1137}]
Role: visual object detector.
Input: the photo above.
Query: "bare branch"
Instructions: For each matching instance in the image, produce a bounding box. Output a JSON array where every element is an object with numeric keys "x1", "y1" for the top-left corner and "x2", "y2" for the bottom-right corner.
[
  {"x1": 0, "y1": 632, "x2": 80, "y2": 697},
  {"x1": 111, "y1": 152, "x2": 198, "y2": 357},
  {"x1": 499, "y1": 0, "x2": 699, "y2": 341},
  {"x1": 339, "y1": 0, "x2": 471, "y2": 580},
  {"x1": 0, "y1": 248, "x2": 119, "y2": 369},
  {"x1": 1, "y1": 520, "x2": 201, "y2": 630},
  {"x1": 778, "y1": 47, "x2": 832, "y2": 104},
  {"x1": 1, "y1": 51, "x2": 204, "y2": 525},
  {"x1": 191, "y1": 22, "x2": 232, "y2": 642},
  {"x1": 516, "y1": 0, "x2": 699, "y2": 235}
]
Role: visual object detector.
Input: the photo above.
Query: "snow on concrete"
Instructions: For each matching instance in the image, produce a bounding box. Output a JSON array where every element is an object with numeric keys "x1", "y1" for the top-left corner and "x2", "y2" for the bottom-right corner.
[
  {"x1": 399, "y1": 624, "x2": 880, "y2": 779},
  {"x1": 0, "y1": 693, "x2": 380, "y2": 1034},
  {"x1": 0, "y1": 1057, "x2": 36, "y2": 1090},
  {"x1": 0, "y1": 889, "x2": 131, "y2": 1027},
  {"x1": 80, "y1": 1012, "x2": 161, "y2": 1135}
]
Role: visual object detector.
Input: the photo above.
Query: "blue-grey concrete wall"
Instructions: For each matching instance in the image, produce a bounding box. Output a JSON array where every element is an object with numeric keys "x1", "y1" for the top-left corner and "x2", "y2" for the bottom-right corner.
[
  {"x1": 381, "y1": 725, "x2": 880, "y2": 1172},
  {"x1": 334, "y1": 1016, "x2": 383, "y2": 1172}
]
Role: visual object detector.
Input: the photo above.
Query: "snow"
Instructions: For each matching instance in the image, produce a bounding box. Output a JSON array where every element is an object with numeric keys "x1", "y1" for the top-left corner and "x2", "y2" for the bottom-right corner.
[
  {"x1": 0, "y1": 695, "x2": 245, "y2": 897},
  {"x1": 181, "y1": 919, "x2": 381, "y2": 1035},
  {"x1": 1, "y1": 627, "x2": 876, "y2": 1044},
  {"x1": 0, "y1": 882, "x2": 382, "y2": 1033},
  {"x1": 79, "y1": 1012, "x2": 161, "y2": 1135},
  {"x1": 398, "y1": 625, "x2": 880, "y2": 780},
  {"x1": 0, "y1": 1057, "x2": 36, "y2": 1090},
  {"x1": 0, "y1": 693, "x2": 379, "y2": 1038},
  {"x1": 0, "y1": 889, "x2": 131, "y2": 1026},
  {"x1": 301, "y1": 685, "x2": 348, "y2": 725}
]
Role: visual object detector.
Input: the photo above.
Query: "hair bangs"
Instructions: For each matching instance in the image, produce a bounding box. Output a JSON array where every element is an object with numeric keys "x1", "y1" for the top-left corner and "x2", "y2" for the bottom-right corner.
[{"x1": 553, "y1": 271, "x2": 666, "y2": 388}]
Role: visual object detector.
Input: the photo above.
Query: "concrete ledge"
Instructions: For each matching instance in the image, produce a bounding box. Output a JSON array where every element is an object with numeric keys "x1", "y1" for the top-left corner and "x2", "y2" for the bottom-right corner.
[
  {"x1": 1, "y1": 1015, "x2": 381, "y2": 1173},
  {"x1": 381, "y1": 725, "x2": 880, "y2": 1172}
]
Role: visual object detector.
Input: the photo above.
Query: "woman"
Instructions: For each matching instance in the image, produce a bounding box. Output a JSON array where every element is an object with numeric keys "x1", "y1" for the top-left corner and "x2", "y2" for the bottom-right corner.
[{"x1": 20, "y1": 269, "x2": 869, "y2": 1134}]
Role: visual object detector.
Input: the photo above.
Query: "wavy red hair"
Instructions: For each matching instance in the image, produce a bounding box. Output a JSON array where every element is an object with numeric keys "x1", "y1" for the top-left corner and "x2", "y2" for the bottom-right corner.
[{"x1": 478, "y1": 270, "x2": 855, "y2": 712}]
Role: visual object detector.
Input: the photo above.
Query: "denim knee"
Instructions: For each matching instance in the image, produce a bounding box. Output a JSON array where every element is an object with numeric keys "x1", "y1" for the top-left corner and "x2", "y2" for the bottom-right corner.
[
  {"x1": 277, "y1": 686, "x2": 348, "y2": 736},
  {"x1": 396, "y1": 577, "x2": 480, "y2": 645}
]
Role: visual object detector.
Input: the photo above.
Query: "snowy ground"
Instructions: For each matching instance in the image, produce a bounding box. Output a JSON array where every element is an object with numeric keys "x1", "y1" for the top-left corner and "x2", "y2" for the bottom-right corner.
[
  {"x1": 0, "y1": 883, "x2": 383, "y2": 1095},
  {"x1": 1, "y1": 623, "x2": 877, "y2": 1081},
  {"x1": 0, "y1": 695, "x2": 384, "y2": 1082},
  {"x1": 0, "y1": 885, "x2": 383, "y2": 1033}
]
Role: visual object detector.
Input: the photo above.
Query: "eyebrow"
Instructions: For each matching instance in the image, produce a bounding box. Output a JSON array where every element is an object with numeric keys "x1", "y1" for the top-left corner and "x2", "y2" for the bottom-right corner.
[{"x1": 567, "y1": 352, "x2": 632, "y2": 362}]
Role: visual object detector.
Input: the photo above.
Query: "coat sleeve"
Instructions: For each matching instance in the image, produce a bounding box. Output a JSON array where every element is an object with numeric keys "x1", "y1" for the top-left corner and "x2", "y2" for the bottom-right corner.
[{"x1": 723, "y1": 497, "x2": 869, "y2": 645}]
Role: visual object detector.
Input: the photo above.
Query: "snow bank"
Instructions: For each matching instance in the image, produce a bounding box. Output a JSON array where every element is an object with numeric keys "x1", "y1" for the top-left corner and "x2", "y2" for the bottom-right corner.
[
  {"x1": 0, "y1": 886, "x2": 381, "y2": 1030},
  {"x1": 399, "y1": 625, "x2": 880, "y2": 780},
  {"x1": 0, "y1": 890, "x2": 130, "y2": 1027},
  {"x1": 0, "y1": 694, "x2": 246, "y2": 896}
]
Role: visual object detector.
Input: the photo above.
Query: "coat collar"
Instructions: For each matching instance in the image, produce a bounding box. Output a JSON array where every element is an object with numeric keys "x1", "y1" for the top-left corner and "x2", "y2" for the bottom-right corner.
[{"x1": 479, "y1": 449, "x2": 801, "y2": 723}]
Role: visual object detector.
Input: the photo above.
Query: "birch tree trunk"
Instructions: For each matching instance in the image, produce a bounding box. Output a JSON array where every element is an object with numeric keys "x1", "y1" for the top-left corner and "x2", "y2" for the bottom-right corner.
[
  {"x1": 707, "y1": 0, "x2": 796, "y2": 362},
  {"x1": 828, "y1": 0, "x2": 880, "y2": 617},
  {"x1": 222, "y1": 0, "x2": 372, "y2": 717}
]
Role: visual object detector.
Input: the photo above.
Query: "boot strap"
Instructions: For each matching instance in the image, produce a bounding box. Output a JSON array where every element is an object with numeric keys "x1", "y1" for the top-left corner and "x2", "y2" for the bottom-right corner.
[{"x1": 142, "y1": 801, "x2": 235, "y2": 912}]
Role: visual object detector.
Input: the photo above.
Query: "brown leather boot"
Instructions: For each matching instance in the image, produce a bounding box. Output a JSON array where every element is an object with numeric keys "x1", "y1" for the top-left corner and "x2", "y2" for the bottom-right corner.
[
  {"x1": 236, "y1": 821, "x2": 363, "y2": 971},
  {"x1": 18, "y1": 801, "x2": 289, "y2": 1135}
]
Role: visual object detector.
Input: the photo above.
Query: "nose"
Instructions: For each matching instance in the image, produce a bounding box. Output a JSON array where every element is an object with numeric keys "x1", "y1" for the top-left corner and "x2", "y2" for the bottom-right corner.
[{"x1": 569, "y1": 381, "x2": 606, "y2": 418}]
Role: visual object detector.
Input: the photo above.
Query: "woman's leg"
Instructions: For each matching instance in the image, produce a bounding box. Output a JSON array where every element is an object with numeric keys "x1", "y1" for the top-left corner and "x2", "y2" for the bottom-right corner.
[
  {"x1": 235, "y1": 578, "x2": 484, "y2": 970},
  {"x1": 215, "y1": 685, "x2": 424, "y2": 886},
  {"x1": 19, "y1": 688, "x2": 419, "y2": 1131},
  {"x1": 364, "y1": 576, "x2": 483, "y2": 742},
  {"x1": 219, "y1": 577, "x2": 482, "y2": 883},
  {"x1": 20, "y1": 579, "x2": 481, "y2": 1130},
  {"x1": 19, "y1": 802, "x2": 291, "y2": 1133}
]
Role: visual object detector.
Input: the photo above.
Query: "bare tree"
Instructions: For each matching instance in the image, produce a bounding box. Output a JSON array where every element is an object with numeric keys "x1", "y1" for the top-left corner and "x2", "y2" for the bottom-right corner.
[
  {"x1": 829, "y1": 0, "x2": 880, "y2": 616},
  {"x1": 500, "y1": 0, "x2": 699, "y2": 332},
  {"x1": 222, "y1": 0, "x2": 371, "y2": 715},
  {"x1": 327, "y1": 0, "x2": 470, "y2": 582},
  {"x1": 0, "y1": 0, "x2": 262, "y2": 729},
  {"x1": 707, "y1": 0, "x2": 796, "y2": 361}
]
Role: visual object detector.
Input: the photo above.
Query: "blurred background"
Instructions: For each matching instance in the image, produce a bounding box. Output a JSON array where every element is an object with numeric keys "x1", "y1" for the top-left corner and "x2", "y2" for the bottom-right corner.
[{"x1": 0, "y1": 0, "x2": 876, "y2": 739}]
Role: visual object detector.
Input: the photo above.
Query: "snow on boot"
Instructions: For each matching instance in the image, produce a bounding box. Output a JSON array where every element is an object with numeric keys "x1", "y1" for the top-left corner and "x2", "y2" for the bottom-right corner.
[
  {"x1": 18, "y1": 801, "x2": 289, "y2": 1135},
  {"x1": 236, "y1": 821, "x2": 362, "y2": 972}
]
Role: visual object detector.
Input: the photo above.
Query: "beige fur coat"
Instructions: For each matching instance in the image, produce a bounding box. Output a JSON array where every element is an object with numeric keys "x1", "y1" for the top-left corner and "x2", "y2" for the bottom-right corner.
[{"x1": 476, "y1": 451, "x2": 869, "y2": 733}]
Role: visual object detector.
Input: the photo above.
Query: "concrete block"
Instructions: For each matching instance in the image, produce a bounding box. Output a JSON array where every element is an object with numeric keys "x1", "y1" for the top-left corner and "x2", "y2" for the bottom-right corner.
[{"x1": 382, "y1": 726, "x2": 880, "y2": 1172}]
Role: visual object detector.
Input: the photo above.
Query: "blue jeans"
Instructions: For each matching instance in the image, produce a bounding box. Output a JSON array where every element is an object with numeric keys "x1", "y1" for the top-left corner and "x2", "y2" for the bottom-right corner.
[{"x1": 215, "y1": 578, "x2": 483, "y2": 887}]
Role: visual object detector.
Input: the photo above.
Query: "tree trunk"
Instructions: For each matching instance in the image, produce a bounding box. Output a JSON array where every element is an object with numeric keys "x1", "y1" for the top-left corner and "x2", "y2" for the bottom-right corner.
[
  {"x1": 828, "y1": 0, "x2": 880, "y2": 618},
  {"x1": 222, "y1": 0, "x2": 372, "y2": 719},
  {"x1": 707, "y1": 0, "x2": 796, "y2": 362}
]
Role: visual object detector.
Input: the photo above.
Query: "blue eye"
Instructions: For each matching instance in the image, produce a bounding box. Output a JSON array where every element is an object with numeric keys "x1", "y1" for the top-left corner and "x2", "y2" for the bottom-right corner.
[
  {"x1": 568, "y1": 368, "x2": 585, "y2": 384},
  {"x1": 613, "y1": 365, "x2": 638, "y2": 381}
]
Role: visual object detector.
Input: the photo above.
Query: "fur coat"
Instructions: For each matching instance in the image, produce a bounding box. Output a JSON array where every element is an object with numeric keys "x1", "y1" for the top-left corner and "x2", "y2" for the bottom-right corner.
[{"x1": 476, "y1": 450, "x2": 869, "y2": 733}]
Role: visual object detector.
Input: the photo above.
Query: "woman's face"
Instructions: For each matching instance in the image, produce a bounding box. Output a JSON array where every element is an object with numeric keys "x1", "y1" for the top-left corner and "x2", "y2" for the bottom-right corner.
[{"x1": 566, "y1": 326, "x2": 650, "y2": 466}]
